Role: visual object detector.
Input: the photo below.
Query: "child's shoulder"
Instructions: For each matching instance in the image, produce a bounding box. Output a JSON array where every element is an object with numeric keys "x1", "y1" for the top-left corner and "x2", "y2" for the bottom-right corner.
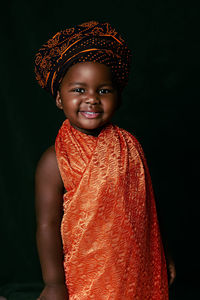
[
  {"x1": 118, "y1": 126, "x2": 146, "y2": 160},
  {"x1": 120, "y1": 127, "x2": 143, "y2": 147},
  {"x1": 35, "y1": 145, "x2": 63, "y2": 188},
  {"x1": 37, "y1": 145, "x2": 57, "y2": 169}
]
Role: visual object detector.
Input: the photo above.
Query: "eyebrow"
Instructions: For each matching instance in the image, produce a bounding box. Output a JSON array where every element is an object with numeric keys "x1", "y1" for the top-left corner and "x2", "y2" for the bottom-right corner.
[{"x1": 68, "y1": 82, "x2": 87, "y2": 86}]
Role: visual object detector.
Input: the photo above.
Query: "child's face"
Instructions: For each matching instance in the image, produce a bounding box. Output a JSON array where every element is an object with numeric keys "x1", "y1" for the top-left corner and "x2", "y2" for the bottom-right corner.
[{"x1": 56, "y1": 62, "x2": 119, "y2": 136}]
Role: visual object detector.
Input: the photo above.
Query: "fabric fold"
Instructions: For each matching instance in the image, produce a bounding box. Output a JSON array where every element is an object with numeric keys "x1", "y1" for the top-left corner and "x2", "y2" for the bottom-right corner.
[{"x1": 55, "y1": 119, "x2": 168, "y2": 299}]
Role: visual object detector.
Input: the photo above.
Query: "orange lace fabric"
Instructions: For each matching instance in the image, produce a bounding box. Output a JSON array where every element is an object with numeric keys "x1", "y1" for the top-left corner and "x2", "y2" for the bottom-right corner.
[{"x1": 55, "y1": 119, "x2": 169, "y2": 299}]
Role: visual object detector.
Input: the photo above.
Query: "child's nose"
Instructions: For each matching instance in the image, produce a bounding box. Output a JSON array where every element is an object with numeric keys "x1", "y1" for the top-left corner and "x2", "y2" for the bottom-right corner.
[{"x1": 85, "y1": 92, "x2": 100, "y2": 104}]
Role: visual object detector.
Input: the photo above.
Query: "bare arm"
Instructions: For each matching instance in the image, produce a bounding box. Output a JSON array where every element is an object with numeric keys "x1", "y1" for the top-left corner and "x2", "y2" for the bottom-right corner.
[{"x1": 35, "y1": 145, "x2": 68, "y2": 299}]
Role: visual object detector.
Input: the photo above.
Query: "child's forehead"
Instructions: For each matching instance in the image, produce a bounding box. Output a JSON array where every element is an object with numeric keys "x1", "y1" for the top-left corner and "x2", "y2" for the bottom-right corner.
[
  {"x1": 64, "y1": 62, "x2": 112, "y2": 78},
  {"x1": 61, "y1": 62, "x2": 114, "y2": 86},
  {"x1": 34, "y1": 21, "x2": 131, "y2": 98}
]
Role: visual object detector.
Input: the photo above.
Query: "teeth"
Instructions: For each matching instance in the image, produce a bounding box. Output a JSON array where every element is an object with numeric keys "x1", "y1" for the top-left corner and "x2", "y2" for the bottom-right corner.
[{"x1": 85, "y1": 112, "x2": 96, "y2": 114}]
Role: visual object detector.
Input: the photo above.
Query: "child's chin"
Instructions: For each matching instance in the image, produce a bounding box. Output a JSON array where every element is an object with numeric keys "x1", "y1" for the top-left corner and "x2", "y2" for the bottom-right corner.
[{"x1": 80, "y1": 120, "x2": 103, "y2": 130}]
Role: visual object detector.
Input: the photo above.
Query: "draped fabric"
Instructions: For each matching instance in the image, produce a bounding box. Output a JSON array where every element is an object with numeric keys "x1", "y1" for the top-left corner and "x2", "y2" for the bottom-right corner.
[{"x1": 55, "y1": 119, "x2": 169, "y2": 300}]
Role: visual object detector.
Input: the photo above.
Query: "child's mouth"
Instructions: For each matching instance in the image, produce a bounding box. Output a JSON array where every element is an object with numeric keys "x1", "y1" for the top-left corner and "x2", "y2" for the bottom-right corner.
[{"x1": 80, "y1": 111, "x2": 102, "y2": 119}]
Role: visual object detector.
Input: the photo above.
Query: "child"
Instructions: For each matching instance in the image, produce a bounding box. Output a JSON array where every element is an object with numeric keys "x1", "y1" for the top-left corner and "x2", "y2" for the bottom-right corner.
[{"x1": 34, "y1": 21, "x2": 174, "y2": 300}]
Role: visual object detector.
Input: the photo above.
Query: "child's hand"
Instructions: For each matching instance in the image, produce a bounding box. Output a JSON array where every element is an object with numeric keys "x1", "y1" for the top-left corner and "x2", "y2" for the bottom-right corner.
[
  {"x1": 37, "y1": 283, "x2": 69, "y2": 300},
  {"x1": 167, "y1": 255, "x2": 176, "y2": 286}
]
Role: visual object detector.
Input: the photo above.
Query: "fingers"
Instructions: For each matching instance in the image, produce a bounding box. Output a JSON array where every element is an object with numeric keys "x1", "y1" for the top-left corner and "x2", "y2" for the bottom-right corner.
[{"x1": 168, "y1": 262, "x2": 176, "y2": 286}]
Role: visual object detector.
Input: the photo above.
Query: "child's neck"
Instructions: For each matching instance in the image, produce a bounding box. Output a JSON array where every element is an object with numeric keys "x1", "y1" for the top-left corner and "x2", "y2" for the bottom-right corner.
[{"x1": 70, "y1": 122, "x2": 109, "y2": 137}]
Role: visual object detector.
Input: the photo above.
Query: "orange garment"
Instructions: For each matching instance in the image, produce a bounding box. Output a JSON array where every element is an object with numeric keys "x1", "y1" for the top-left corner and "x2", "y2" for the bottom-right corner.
[{"x1": 55, "y1": 119, "x2": 169, "y2": 300}]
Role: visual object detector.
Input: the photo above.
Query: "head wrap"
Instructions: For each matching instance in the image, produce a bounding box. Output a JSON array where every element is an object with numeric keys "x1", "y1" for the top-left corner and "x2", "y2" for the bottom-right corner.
[{"x1": 34, "y1": 21, "x2": 132, "y2": 98}]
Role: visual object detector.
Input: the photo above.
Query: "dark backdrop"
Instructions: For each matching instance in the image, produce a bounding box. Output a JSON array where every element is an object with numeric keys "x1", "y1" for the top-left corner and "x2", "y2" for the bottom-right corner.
[{"x1": 1, "y1": 1, "x2": 199, "y2": 299}]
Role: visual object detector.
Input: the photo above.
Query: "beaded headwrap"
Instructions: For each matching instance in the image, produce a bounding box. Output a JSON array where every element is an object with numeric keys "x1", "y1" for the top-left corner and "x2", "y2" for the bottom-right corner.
[{"x1": 34, "y1": 21, "x2": 132, "y2": 98}]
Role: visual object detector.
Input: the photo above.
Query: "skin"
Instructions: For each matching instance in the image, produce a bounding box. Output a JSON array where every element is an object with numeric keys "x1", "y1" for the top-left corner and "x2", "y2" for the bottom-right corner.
[
  {"x1": 35, "y1": 62, "x2": 176, "y2": 300},
  {"x1": 56, "y1": 62, "x2": 120, "y2": 136},
  {"x1": 35, "y1": 145, "x2": 68, "y2": 300}
]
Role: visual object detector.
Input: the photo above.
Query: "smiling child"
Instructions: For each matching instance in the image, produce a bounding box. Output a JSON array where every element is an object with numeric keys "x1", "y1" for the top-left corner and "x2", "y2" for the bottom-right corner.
[{"x1": 34, "y1": 21, "x2": 172, "y2": 300}]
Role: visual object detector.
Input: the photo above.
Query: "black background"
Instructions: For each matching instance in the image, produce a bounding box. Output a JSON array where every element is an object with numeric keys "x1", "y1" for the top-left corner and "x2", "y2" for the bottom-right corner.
[{"x1": 1, "y1": 0, "x2": 199, "y2": 299}]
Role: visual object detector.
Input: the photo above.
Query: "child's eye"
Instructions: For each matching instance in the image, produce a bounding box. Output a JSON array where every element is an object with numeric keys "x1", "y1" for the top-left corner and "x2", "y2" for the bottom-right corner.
[
  {"x1": 99, "y1": 89, "x2": 112, "y2": 94},
  {"x1": 73, "y1": 88, "x2": 85, "y2": 94}
]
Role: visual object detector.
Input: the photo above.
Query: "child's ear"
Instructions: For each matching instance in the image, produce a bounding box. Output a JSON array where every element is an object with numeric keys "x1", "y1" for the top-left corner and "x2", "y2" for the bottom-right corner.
[{"x1": 56, "y1": 90, "x2": 63, "y2": 109}]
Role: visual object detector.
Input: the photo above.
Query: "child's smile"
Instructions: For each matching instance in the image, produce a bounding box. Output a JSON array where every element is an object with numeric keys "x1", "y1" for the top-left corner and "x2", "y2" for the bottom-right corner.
[
  {"x1": 79, "y1": 111, "x2": 102, "y2": 119},
  {"x1": 56, "y1": 62, "x2": 119, "y2": 136}
]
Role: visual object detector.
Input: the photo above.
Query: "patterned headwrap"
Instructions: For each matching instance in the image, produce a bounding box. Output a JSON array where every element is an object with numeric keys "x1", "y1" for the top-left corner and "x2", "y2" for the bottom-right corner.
[{"x1": 34, "y1": 21, "x2": 132, "y2": 98}]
